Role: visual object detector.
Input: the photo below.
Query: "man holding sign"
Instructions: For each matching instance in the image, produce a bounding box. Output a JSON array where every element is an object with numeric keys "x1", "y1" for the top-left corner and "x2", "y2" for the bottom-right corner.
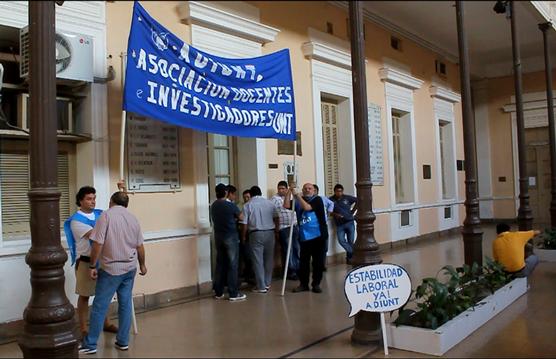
[{"x1": 284, "y1": 183, "x2": 328, "y2": 294}]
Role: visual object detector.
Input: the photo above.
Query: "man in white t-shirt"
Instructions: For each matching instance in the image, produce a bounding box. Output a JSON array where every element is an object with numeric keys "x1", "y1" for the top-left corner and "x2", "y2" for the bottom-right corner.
[{"x1": 66, "y1": 186, "x2": 117, "y2": 338}]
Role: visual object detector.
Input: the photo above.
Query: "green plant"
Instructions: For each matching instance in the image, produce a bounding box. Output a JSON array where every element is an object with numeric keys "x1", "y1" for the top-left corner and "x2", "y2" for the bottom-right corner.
[
  {"x1": 393, "y1": 257, "x2": 512, "y2": 330},
  {"x1": 482, "y1": 256, "x2": 512, "y2": 293},
  {"x1": 540, "y1": 228, "x2": 556, "y2": 250}
]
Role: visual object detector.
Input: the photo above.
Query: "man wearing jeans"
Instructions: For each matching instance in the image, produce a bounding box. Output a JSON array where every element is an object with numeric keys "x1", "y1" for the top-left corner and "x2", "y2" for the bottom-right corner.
[
  {"x1": 211, "y1": 183, "x2": 246, "y2": 301},
  {"x1": 79, "y1": 191, "x2": 147, "y2": 354},
  {"x1": 329, "y1": 184, "x2": 357, "y2": 264}
]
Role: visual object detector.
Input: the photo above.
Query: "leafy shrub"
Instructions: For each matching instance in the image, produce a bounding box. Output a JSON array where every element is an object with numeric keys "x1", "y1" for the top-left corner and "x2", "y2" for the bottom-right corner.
[{"x1": 393, "y1": 257, "x2": 512, "y2": 330}]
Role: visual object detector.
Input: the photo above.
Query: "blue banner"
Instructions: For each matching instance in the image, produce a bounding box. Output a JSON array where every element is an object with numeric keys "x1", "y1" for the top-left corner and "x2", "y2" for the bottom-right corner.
[{"x1": 123, "y1": 1, "x2": 296, "y2": 140}]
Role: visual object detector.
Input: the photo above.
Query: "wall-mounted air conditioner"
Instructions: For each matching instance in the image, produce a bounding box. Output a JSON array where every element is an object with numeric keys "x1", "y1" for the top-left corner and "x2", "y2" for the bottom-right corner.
[
  {"x1": 19, "y1": 27, "x2": 93, "y2": 83},
  {"x1": 17, "y1": 93, "x2": 73, "y2": 133}
]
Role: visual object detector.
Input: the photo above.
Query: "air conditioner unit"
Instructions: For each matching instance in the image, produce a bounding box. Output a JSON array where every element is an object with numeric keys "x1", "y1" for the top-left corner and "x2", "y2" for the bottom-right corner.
[
  {"x1": 19, "y1": 27, "x2": 93, "y2": 83},
  {"x1": 17, "y1": 93, "x2": 73, "y2": 133}
]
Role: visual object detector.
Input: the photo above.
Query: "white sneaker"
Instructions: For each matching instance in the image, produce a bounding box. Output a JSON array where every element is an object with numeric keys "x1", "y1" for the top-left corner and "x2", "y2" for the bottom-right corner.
[
  {"x1": 78, "y1": 347, "x2": 97, "y2": 355},
  {"x1": 214, "y1": 294, "x2": 226, "y2": 300},
  {"x1": 229, "y1": 293, "x2": 247, "y2": 302}
]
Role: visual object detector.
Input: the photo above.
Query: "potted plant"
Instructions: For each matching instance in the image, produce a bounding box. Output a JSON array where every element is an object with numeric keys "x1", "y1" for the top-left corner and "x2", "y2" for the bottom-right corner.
[{"x1": 386, "y1": 257, "x2": 527, "y2": 356}]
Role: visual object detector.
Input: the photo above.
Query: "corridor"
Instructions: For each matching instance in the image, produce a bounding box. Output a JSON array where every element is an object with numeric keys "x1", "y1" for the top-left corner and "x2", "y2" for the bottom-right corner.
[{"x1": 0, "y1": 224, "x2": 554, "y2": 358}]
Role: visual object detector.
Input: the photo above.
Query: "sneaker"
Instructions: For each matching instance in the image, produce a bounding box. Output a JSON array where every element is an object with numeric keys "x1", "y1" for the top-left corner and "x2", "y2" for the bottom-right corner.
[
  {"x1": 252, "y1": 288, "x2": 268, "y2": 293},
  {"x1": 115, "y1": 342, "x2": 129, "y2": 351},
  {"x1": 312, "y1": 286, "x2": 323, "y2": 293},
  {"x1": 78, "y1": 346, "x2": 97, "y2": 355},
  {"x1": 292, "y1": 285, "x2": 310, "y2": 293},
  {"x1": 214, "y1": 294, "x2": 226, "y2": 300},
  {"x1": 229, "y1": 293, "x2": 247, "y2": 302}
]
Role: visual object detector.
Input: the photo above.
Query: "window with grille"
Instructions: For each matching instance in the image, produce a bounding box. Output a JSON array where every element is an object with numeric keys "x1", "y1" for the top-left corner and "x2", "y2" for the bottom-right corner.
[
  {"x1": 321, "y1": 101, "x2": 339, "y2": 197},
  {"x1": 0, "y1": 153, "x2": 71, "y2": 241},
  {"x1": 207, "y1": 134, "x2": 235, "y2": 202},
  {"x1": 391, "y1": 108, "x2": 413, "y2": 204}
]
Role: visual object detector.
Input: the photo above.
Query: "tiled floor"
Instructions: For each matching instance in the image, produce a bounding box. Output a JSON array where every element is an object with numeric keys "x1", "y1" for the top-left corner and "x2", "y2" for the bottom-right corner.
[{"x1": 0, "y1": 224, "x2": 554, "y2": 358}]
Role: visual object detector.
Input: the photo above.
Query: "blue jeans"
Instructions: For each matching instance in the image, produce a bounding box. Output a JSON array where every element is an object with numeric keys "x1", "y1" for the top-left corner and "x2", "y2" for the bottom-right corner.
[
  {"x1": 336, "y1": 221, "x2": 355, "y2": 259},
  {"x1": 84, "y1": 269, "x2": 136, "y2": 349},
  {"x1": 279, "y1": 225, "x2": 300, "y2": 275},
  {"x1": 213, "y1": 232, "x2": 240, "y2": 297}
]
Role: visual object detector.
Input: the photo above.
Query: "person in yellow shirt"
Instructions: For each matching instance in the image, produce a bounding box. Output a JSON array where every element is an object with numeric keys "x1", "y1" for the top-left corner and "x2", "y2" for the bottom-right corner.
[{"x1": 493, "y1": 223, "x2": 540, "y2": 277}]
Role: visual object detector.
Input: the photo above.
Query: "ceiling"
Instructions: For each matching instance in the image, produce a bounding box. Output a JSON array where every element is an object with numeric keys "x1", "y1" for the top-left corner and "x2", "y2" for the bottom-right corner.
[{"x1": 359, "y1": 1, "x2": 556, "y2": 79}]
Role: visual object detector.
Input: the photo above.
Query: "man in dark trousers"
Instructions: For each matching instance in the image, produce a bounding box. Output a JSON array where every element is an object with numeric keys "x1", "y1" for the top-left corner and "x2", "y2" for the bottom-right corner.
[
  {"x1": 211, "y1": 183, "x2": 246, "y2": 302},
  {"x1": 284, "y1": 183, "x2": 328, "y2": 293}
]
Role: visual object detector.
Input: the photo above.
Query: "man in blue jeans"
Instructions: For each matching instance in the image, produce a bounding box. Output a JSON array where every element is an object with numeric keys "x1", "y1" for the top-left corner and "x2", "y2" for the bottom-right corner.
[
  {"x1": 211, "y1": 183, "x2": 246, "y2": 301},
  {"x1": 79, "y1": 191, "x2": 147, "y2": 354},
  {"x1": 329, "y1": 184, "x2": 357, "y2": 264}
]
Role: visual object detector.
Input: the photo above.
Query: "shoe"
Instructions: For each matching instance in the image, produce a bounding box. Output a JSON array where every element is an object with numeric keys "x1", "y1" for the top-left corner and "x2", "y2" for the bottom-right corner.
[
  {"x1": 312, "y1": 286, "x2": 322, "y2": 293},
  {"x1": 115, "y1": 342, "x2": 129, "y2": 351},
  {"x1": 103, "y1": 323, "x2": 118, "y2": 333},
  {"x1": 78, "y1": 346, "x2": 97, "y2": 355},
  {"x1": 229, "y1": 293, "x2": 247, "y2": 302},
  {"x1": 252, "y1": 288, "x2": 268, "y2": 293},
  {"x1": 292, "y1": 285, "x2": 310, "y2": 293},
  {"x1": 214, "y1": 294, "x2": 226, "y2": 300}
]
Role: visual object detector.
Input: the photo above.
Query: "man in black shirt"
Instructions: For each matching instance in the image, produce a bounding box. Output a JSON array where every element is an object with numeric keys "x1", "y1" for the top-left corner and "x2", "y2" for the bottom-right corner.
[
  {"x1": 210, "y1": 183, "x2": 246, "y2": 301},
  {"x1": 284, "y1": 183, "x2": 328, "y2": 293}
]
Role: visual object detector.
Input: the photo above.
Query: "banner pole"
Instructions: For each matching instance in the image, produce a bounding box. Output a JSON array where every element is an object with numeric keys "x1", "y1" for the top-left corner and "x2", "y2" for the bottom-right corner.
[
  {"x1": 120, "y1": 51, "x2": 138, "y2": 335},
  {"x1": 280, "y1": 140, "x2": 297, "y2": 297},
  {"x1": 380, "y1": 312, "x2": 389, "y2": 355}
]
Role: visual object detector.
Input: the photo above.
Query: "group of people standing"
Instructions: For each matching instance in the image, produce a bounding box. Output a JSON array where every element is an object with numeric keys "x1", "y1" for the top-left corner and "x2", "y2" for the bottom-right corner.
[{"x1": 210, "y1": 180, "x2": 358, "y2": 301}]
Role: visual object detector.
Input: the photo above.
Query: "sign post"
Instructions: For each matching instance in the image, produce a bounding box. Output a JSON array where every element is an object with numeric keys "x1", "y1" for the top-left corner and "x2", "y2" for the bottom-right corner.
[{"x1": 344, "y1": 264, "x2": 412, "y2": 355}]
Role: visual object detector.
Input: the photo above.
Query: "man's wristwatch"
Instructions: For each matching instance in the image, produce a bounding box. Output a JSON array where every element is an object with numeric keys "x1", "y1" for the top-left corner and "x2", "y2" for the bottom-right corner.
[{"x1": 89, "y1": 264, "x2": 96, "y2": 269}]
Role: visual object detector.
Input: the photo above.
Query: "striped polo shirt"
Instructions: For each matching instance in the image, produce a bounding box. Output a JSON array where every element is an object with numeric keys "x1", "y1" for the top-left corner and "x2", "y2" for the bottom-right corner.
[{"x1": 90, "y1": 205, "x2": 144, "y2": 276}]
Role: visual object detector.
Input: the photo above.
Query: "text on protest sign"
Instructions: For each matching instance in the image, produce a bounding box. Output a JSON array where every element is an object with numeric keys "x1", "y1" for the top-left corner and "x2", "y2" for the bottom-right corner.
[
  {"x1": 344, "y1": 264, "x2": 411, "y2": 317},
  {"x1": 123, "y1": 1, "x2": 296, "y2": 140}
]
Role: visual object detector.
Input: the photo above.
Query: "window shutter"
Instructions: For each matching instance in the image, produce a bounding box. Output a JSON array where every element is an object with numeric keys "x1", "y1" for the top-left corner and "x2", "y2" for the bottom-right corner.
[
  {"x1": 57, "y1": 154, "x2": 71, "y2": 221},
  {"x1": 1, "y1": 153, "x2": 71, "y2": 240},
  {"x1": 0, "y1": 153, "x2": 30, "y2": 238},
  {"x1": 321, "y1": 102, "x2": 339, "y2": 197}
]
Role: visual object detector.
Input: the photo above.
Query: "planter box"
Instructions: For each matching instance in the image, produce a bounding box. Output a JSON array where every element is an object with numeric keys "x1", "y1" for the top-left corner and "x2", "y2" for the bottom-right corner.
[
  {"x1": 386, "y1": 277, "x2": 528, "y2": 356},
  {"x1": 537, "y1": 248, "x2": 556, "y2": 262}
]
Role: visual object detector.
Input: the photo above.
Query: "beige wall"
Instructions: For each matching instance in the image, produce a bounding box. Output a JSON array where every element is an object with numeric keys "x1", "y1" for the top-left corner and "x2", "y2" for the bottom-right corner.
[
  {"x1": 485, "y1": 70, "x2": 555, "y2": 219},
  {"x1": 106, "y1": 1, "x2": 196, "y2": 233},
  {"x1": 255, "y1": 1, "x2": 463, "y2": 242}
]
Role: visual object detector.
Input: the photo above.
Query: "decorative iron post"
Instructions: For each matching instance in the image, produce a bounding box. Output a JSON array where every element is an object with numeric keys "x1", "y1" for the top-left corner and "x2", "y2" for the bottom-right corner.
[
  {"x1": 17, "y1": 1, "x2": 79, "y2": 357},
  {"x1": 348, "y1": 0, "x2": 383, "y2": 345},
  {"x1": 456, "y1": 1, "x2": 483, "y2": 266},
  {"x1": 509, "y1": 1, "x2": 534, "y2": 230},
  {"x1": 539, "y1": 22, "x2": 556, "y2": 228}
]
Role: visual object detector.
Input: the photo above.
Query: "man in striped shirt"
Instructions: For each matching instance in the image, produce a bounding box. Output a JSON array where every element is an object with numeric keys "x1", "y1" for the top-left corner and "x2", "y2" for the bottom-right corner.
[{"x1": 79, "y1": 191, "x2": 147, "y2": 354}]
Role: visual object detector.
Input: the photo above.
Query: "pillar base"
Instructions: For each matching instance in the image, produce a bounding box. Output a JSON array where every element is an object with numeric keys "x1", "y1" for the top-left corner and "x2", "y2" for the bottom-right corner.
[
  {"x1": 351, "y1": 311, "x2": 381, "y2": 345},
  {"x1": 462, "y1": 228, "x2": 483, "y2": 266},
  {"x1": 18, "y1": 320, "x2": 79, "y2": 358}
]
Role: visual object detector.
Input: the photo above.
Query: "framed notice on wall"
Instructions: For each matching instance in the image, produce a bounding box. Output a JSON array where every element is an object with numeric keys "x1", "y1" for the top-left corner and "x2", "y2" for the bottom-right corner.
[
  {"x1": 126, "y1": 114, "x2": 181, "y2": 192},
  {"x1": 368, "y1": 103, "x2": 384, "y2": 186}
]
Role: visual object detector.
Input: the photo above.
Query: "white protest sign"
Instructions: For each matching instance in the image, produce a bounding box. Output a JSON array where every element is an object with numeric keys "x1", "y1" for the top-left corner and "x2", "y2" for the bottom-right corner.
[{"x1": 344, "y1": 263, "x2": 412, "y2": 356}]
